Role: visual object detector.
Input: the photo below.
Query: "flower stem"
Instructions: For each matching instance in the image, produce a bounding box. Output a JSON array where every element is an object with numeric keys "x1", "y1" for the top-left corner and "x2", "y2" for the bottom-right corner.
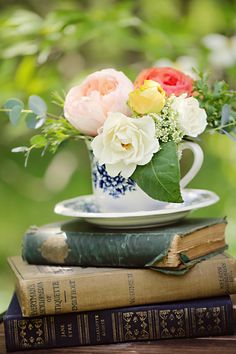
[
  {"x1": 0, "y1": 108, "x2": 32, "y2": 113},
  {"x1": 213, "y1": 121, "x2": 236, "y2": 131},
  {"x1": 0, "y1": 108, "x2": 60, "y2": 120}
]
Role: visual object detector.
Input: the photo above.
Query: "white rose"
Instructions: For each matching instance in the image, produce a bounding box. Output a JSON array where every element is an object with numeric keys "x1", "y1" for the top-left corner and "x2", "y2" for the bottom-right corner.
[
  {"x1": 91, "y1": 112, "x2": 160, "y2": 178},
  {"x1": 171, "y1": 94, "x2": 207, "y2": 137}
]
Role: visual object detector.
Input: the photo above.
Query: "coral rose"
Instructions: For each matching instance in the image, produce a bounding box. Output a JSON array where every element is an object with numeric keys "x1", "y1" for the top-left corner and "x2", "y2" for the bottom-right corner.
[
  {"x1": 135, "y1": 67, "x2": 193, "y2": 97},
  {"x1": 64, "y1": 68, "x2": 133, "y2": 136}
]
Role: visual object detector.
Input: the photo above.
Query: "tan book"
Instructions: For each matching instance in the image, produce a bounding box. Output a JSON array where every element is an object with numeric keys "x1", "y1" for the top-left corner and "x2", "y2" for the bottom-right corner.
[{"x1": 8, "y1": 254, "x2": 236, "y2": 317}]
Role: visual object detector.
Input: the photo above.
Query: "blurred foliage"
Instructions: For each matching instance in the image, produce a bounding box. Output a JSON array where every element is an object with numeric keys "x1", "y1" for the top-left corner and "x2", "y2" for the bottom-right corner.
[{"x1": 0, "y1": 0, "x2": 236, "y2": 308}]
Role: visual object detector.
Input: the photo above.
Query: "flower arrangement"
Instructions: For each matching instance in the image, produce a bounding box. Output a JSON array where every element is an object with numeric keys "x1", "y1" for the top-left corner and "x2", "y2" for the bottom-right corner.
[{"x1": 1, "y1": 67, "x2": 236, "y2": 203}]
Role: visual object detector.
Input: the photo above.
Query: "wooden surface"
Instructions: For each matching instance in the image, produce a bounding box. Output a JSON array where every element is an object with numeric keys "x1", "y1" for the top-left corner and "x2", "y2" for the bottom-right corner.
[{"x1": 1, "y1": 317, "x2": 236, "y2": 354}]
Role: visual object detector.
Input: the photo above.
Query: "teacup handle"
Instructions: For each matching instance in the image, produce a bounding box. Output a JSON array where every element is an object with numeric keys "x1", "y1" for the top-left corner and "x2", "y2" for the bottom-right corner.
[{"x1": 180, "y1": 142, "x2": 204, "y2": 189}]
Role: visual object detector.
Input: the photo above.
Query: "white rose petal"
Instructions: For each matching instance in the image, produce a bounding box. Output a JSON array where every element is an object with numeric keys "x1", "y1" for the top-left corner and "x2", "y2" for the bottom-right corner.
[
  {"x1": 91, "y1": 112, "x2": 160, "y2": 178},
  {"x1": 171, "y1": 95, "x2": 207, "y2": 138}
]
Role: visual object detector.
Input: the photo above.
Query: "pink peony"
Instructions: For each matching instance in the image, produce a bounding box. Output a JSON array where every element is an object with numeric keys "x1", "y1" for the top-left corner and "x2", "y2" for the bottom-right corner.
[{"x1": 64, "y1": 68, "x2": 134, "y2": 136}]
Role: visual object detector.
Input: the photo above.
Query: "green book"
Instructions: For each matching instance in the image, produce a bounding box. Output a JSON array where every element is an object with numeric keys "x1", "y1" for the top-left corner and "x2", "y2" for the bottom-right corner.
[{"x1": 22, "y1": 218, "x2": 227, "y2": 274}]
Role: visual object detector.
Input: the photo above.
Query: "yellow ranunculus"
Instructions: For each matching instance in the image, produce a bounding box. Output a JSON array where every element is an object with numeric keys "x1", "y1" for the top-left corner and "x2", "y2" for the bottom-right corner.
[{"x1": 128, "y1": 80, "x2": 166, "y2": 115}]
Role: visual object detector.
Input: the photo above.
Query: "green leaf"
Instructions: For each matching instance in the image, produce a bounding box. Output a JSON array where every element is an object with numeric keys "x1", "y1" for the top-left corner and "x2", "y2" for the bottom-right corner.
[
  {"x1": 25, "y1": 112, "x2": 37, "y2": 128},
  {"x1": 221, "y1": 104, "x2": 230, "y2": 126},
  {"x1": 3, "y1": 98, "x2": 24, "y2": 111},
  {"x1": 30, "y1": 134, "x2": 47, "y2": 148},
  {"x1": 28, "y1": 95, "x2": 47, "y2": 116},
  {"x1": 25, "y1": 111, "x2": 46, "y2": 129},
  {"x1": 9, "y1": 105, "x2": 22, "y2": 125},
  {"x1": 25, "y1": 112, "x2": 46, "y2": 129},
  {"x1": 3, "y1": 98, "x2": 24, "y2": 125},
  {"x1": 132, "y1": 141, "x2": 183, "y2": 203}
]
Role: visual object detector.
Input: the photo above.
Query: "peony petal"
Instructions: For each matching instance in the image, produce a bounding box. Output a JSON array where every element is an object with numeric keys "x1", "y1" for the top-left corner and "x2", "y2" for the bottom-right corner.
[{"x1": 64, "y1": 69, "x2": 133, "y2": 136}]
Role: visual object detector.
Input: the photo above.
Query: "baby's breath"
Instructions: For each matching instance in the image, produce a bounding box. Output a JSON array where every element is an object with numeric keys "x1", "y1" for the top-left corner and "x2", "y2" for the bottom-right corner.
[{"x1": 148, "y1": 98, "x2": 184, "y2": 144}]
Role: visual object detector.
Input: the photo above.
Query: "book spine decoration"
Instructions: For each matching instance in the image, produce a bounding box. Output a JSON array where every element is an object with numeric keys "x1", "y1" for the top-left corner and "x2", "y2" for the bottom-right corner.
[
  {"x1": 17, "y1": 258, "x2": 236, "y2": 316},
  {"x1": 4, "y1": 297, "x2": 234, "y2": 351}
]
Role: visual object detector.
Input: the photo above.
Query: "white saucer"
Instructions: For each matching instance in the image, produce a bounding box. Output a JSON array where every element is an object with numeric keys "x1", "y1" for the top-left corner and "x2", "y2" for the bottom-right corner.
[{"x1": 54, "y1": 189, "x2": 219, "y2": 229}]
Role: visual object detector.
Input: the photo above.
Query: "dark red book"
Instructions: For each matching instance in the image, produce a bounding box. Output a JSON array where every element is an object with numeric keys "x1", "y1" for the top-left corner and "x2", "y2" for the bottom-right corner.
[{"x1": 4, "y1": 294, "x2": 234, "y2": 352}]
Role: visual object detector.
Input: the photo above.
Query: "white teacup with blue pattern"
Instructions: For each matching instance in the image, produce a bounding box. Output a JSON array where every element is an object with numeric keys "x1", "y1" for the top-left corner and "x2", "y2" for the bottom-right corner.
[{"x1": 88, "y1": 141, "x2": 203, "y2": 212}]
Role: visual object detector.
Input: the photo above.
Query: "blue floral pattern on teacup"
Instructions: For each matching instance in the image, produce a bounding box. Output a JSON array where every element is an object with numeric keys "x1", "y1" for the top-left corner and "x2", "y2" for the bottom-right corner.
[{"x1": 92, "y1": 161, "x2": 136, "y2": 198}]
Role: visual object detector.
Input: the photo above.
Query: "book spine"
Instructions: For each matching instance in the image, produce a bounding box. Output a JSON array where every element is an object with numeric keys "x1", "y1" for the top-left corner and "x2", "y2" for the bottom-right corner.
[
  {"x1": 22, "y1": 227, "x2": 172, "y2": 268},
  {"x1": 22, "y1": 219, "x2": 226, "y2": 269},
  {"x1": 16, "y1": 258, "x2": 236, "y2": 317},
  {"x1": 4, "y1": 296, "x2": 234, "y2": 352}
]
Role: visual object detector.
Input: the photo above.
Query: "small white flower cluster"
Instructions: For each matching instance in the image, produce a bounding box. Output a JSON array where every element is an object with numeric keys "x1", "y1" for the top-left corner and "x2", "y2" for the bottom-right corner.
[
  {"x1": 149, "y1": 99, "x2": 184, "y2": 144},
  {"x1": 148, "y1": 94, "x2": 207, "y2": 145}
]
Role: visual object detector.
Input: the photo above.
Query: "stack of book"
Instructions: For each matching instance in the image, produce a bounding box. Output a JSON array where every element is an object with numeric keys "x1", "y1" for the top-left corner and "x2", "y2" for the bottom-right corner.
[{"x1": 3, "y1": 217, "x2": 236, "y2": 351}]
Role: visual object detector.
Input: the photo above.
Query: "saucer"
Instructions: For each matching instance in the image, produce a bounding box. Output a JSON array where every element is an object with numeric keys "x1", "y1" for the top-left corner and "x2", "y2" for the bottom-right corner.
[{"x1": 54, "y1": 189, "x2": 219, "y2": 229}]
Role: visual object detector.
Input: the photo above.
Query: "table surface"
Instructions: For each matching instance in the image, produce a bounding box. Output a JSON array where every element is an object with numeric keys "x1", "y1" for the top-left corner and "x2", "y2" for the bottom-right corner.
[{"x1": 1, "y1": 298, "x2": 236, "y2": 354}]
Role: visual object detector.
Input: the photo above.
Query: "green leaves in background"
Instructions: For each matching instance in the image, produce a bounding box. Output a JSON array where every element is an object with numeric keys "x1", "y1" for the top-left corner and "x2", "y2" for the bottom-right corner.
[
  {"x1": 0, "y1": 289, "x2": 12, "y2": 321},
  {"x1": 3, "y1": 98, "x2": 24, "y2": 125},
  {"x1": 28, "y1": 95, "x2": 47, "y2": 117},
  {"x1": 27, "y1": 95, "x2": 47, "y2": 129},
  {"x1": 3, "y1": 95, "x2": 48, "y2": 129},
  {"x1": 132, "y1": 141, "x2": 183, "y2": 203}
]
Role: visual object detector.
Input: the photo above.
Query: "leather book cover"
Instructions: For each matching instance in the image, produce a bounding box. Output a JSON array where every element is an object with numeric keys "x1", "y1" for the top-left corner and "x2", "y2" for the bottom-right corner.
[
  {"x1": 4, "y1": 294, "x2": 234, "y2": 351},
  {"x1": 22, "y1": 217, "x2": 227, "y2": 272}
]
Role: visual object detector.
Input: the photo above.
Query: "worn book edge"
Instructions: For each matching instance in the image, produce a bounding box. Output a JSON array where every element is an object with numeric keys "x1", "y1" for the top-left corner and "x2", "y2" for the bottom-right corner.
[
  {"x1": 7, "y1": 254, "x2": 236, "y2": 317},
  {"x1": 22, "y1": 218, "x2": 227, "y2": 271}
]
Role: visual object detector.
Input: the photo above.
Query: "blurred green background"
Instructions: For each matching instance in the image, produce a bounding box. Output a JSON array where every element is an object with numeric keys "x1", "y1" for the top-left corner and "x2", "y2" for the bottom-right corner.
[{"x1": 0, "y1": 0, "x2": 236, "y2": 311}]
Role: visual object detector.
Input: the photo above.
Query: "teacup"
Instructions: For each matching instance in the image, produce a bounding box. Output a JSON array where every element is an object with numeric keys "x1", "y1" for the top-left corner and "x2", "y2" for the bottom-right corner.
[{"x1": 88, "y1": 141, "x2": 203, "y2": 212}]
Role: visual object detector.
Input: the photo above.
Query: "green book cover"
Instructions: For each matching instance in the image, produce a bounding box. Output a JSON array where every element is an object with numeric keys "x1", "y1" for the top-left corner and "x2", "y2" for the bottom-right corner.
[{"x1": 22, "y1": 218, "x2": 227, "y2": 274}]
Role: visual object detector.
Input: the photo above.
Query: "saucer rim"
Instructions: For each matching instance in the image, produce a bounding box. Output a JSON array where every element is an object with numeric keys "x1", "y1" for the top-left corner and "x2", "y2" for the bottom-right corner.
[{"x1": 54, "y1": 188, "x2": 220, "y2": 219}]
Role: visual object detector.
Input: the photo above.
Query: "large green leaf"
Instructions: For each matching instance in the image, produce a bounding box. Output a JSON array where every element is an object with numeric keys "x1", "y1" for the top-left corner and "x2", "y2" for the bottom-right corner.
[{"x1": 132, "y1": 141, "x2": 183, "y2": 203}]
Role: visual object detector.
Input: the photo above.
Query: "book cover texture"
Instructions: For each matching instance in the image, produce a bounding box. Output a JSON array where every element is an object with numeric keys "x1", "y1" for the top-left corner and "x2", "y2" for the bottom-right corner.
[
  {"x1": 8, "y1": 255, "x2": 236, "y2": 317},
  {"x1": 22, "y1": 218, "x2": 226, "y2": 272},
  {"x1": 4, "y1": 295, "x2": 234, "y2": 351}
]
